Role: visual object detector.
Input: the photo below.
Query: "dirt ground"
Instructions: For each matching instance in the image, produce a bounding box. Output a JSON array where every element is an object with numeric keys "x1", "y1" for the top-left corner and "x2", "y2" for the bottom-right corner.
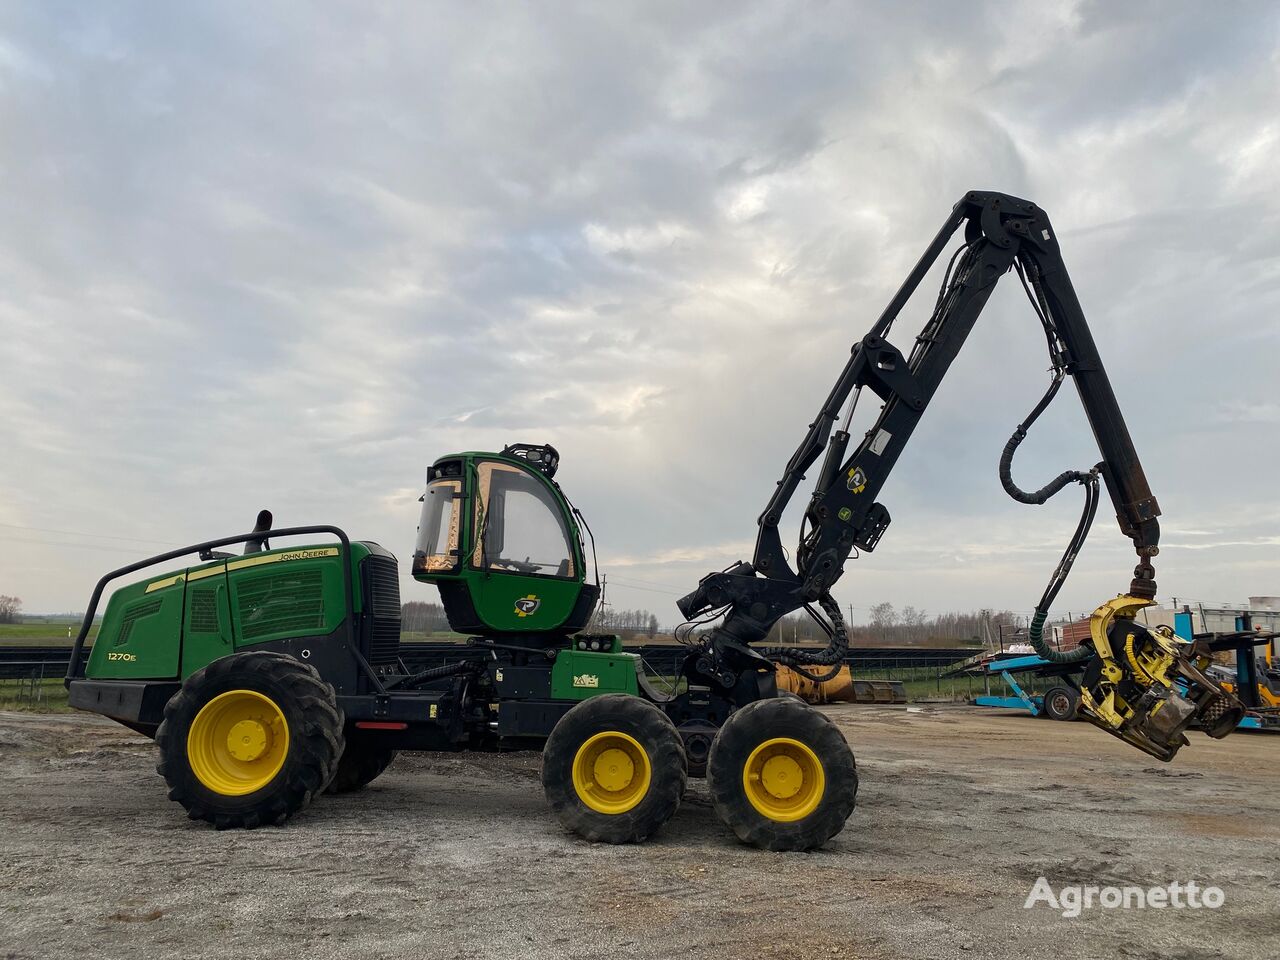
[{"x1": 1, "y1": 705, "x2": 1277, "y2": 960}]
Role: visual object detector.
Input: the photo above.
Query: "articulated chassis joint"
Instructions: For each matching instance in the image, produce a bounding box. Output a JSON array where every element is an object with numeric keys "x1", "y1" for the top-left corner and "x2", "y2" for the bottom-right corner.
[{"x1": 1075, "y1": 596, "x2": 1245, "y2": 761}]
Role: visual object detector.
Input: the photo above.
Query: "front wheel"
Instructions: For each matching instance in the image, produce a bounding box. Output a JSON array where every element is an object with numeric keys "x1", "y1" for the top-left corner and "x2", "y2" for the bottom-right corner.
[
  {"x1": 542, "y1": 694, "x2": 687, "y2": 844},
  {"x1": 156, "y1": 651, "x2": 344, "y2": 829},
  {"x1": 707, "y1": 697, "x2": 857, "y2": 851}
]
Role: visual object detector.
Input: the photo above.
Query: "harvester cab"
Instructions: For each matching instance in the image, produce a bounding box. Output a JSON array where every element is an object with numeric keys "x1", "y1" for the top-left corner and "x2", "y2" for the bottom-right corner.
[{"x1": 412, "y1": 443, "x2": 600, "y2": 639}]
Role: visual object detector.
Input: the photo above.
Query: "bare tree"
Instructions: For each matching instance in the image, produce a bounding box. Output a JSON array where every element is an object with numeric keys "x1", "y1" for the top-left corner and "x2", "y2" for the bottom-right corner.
[
  {"x1": 594, "y1": 606, "x2": 663, "y2": 640},
  {"x1": 900, "y1": 605, "x2": 925, "y2": 627},
  {"x1": 762, "y1": 605, "x2": 1024, "y2": 648},
  {"x1": 400, "y1": 601, "x2": 451, "y2": 635},
  {"x1": 869, "y1": 602, "x2": 897, "y2": 628},
  {"x1": 0, "y1": 595, "x2": 21, "y2": 624}
]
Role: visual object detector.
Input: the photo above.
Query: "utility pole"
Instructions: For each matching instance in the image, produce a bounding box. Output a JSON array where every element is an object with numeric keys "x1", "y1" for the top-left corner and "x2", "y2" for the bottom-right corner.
[{"x1": 591, "y1": 574, "x2": 610, "y2": 630}]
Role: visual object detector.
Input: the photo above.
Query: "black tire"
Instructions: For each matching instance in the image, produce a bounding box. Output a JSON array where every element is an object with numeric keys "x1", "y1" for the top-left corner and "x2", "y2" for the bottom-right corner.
[
  {"x1": 327, "y1": 734, "x2": 398, "y2": 793},
  {"x1": 1042, "y1": 685, "x2": 1080, "y2": 722},
  {"x1": 542, "y1": 694, "x2": 687, "y2": 844},
  {"x1": 156, "y1": 651, "x2": 344, "y2": 829},
  {"x1": 779, "y1": 691, "x2": 807, "y2": 704},
  {"x1": 707, "y1": 697, "x2": 857, "y2": 851}
]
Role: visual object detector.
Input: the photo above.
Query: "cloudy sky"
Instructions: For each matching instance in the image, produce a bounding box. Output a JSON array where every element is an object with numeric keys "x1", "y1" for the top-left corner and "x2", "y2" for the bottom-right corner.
[{"x1": 1, "y1": 2, "x2": 1278, "y2": 626}]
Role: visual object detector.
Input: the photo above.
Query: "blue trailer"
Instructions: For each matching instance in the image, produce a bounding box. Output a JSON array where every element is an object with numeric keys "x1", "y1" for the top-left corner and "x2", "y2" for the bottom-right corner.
[{"x1": 969, "y1": 653, "x2": 1084, "y2": 721}]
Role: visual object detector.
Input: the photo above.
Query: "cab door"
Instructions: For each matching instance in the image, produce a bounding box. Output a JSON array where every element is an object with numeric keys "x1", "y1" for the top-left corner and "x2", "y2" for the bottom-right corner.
[
  {"x1": 469, "y1": 460, "x2": 582, "y2": 632},
  {"x1": 179, "y1": 561, "x2": 233, "y2": 678}
]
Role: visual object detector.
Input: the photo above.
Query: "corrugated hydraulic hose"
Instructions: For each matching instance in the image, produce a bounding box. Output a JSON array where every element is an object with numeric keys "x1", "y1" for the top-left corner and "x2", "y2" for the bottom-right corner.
[{"x1": 1027, "y1": 608, "x2": 1092, "y2": 665}]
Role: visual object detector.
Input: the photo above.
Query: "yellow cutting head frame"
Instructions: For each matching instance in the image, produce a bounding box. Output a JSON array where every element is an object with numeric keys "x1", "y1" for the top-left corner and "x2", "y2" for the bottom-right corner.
[{"x1": 1075, "y1": 596, "x2": 1244, "y2": 761}]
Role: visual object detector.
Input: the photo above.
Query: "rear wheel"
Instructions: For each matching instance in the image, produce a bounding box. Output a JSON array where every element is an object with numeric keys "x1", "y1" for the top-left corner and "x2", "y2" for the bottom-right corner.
[
  {"x1": 327, "y1": 734, "x2": 398, "y2": 793},
  {"x1": 707, "y1": 697, "x2": 857, "y2": 851},
  {"x1": 1042, "y1": 685, "x2": 1080, "y2": 722},
  {"x1": 156, "y1": 651, "x2": 344, "y2": 829},
  {"x1": 542, "y1": 694, "x2": 686, "y2": 843}
]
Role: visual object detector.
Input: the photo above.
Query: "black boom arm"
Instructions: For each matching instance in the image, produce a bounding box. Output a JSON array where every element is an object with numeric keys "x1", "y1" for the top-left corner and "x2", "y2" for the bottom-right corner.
[{"x1": 678, "y1": 191, "x2": 1161, "y2": 661}]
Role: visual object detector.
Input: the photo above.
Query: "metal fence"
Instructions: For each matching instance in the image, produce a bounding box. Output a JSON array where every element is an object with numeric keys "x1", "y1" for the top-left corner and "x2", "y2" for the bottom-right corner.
[
  {"x1": 0, "y1": 642, "x2": 984, "y2": 703},
  {"x1": 0, "y1": 658, "x2": 56, "y2": 707}
]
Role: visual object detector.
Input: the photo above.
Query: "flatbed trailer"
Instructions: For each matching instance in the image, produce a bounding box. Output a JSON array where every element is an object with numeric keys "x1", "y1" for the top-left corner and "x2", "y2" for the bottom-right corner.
[{"x1": 964, "y1": 653, "x2": 1085, "y2": 720}]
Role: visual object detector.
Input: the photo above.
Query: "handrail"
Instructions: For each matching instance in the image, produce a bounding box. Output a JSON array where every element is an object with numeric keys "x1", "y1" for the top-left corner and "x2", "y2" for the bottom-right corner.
[{"x1": 65, "y1": 525, "x2": 354, "y2": 686}]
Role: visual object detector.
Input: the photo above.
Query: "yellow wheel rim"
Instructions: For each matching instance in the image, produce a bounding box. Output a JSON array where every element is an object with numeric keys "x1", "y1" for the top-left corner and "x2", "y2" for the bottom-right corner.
[
  {"x1": 743, "y1": 737, "x2": 825, "y2": 822},
  {"x1": 571, "y1": 731, "x2": 652, "y2": 815},
  {"x1": 187, "y1": 689, "x2": 290, "y2": 796}
]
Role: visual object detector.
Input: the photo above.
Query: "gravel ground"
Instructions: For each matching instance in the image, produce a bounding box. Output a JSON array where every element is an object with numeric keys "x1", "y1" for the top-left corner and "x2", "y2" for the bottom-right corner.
[{"x1": 1, "y1": 704, "x2": 1277, "y2": 960}]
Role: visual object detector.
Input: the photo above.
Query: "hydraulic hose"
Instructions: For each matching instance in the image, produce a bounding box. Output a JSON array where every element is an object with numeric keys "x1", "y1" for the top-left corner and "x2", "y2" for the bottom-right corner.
[
  {"x1": 390, "y1": 659, "x2": 483, "y2": 690},
  {"x1": 1023, "y1": 471, "x2": 1101, "y2": 664},
  {"x1": 1003, "y1": 413, "x2": 1099, "y2": 663},
  {"x1": 1027, "y1": 609, "x2": 1090, "y2": 664},
  {"x1": 999, "y1": 272, "x2": 1100, "y2": 666},
  {"x1": 762, "y1": 591, "x2": 849, "y2": 682},
  {"x1": 998, "y1": 372, "x2": 1090, "y2": 505}
]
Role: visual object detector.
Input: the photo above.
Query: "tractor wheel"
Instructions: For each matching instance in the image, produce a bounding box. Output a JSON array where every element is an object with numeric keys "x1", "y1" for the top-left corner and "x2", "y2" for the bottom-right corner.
[
  {"x1": 542, "y1": 694, "x2": 687, "y2": 844},
  {"x1": 156, "y1": 651, "x2": 344, "y2": 829},
  {"x1": 327, "y1": 734, "x2": 398, "y2": 794},
  {"x1": 1042, "y1": 685, "x2": 1080, "y2": 722},
  {"x1": 707, "y1": 697, "x2": 857, "y2": 851}
]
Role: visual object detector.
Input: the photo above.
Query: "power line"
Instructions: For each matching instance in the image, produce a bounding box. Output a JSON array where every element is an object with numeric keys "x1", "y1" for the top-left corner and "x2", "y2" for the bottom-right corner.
[
  {"x1": 0, "y1": 534, "x2": 159, "y2": 556},
  {"x1": 0, "y1": 522, "x2": 176, "y2": 548},
  {"x1": 601, "y1": 573, "x2": 691, "y2": 592},
  {"x1": 605, "y1": 578, "x2": 685, "y2": 597}
]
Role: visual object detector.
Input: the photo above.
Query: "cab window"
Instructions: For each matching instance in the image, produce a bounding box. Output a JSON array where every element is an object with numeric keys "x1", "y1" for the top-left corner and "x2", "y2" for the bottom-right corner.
[
  {"x1": 414, "y1": 479, "x2": 462, "y2": 573},
  {"x1": 472, "y1": 462, "x2": 575, "y2": 578}
]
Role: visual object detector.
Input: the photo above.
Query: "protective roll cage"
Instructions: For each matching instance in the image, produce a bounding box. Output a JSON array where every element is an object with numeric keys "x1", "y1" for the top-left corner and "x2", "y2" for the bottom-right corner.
[
  {"x1": 678, "y1": 191, "x2": 1162, "y2": 686},
  {"x1": 64, "y1": 525, "x2": 389, "y2": 694}
]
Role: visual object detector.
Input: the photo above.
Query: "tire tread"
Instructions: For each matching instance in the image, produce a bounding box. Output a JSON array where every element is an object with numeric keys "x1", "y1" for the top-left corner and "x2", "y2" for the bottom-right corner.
[
  {"x1": 542, "y1": 694, "x2": 687, "y2": 844},
  {"x1": 707, "y1": 697, "x2": 857, "y2": 851},
  {"x1": 155, "y1": 651, "x2": 345, "y2": 829}
]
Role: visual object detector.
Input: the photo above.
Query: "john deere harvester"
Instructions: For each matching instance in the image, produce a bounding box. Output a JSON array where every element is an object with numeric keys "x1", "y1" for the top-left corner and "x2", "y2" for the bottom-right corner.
[
  {"x1": 68, "y1": 192, "x2": 1245, "y2": 850},
  {"x1": 68, "y1": 451, "x2": 855, "y2": 849}
]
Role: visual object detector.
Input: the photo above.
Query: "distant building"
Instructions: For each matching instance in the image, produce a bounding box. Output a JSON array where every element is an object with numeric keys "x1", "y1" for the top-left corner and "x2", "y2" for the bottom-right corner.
[{"x1": 1167, "y1": 596, "x2": 1280, "y2": 636}]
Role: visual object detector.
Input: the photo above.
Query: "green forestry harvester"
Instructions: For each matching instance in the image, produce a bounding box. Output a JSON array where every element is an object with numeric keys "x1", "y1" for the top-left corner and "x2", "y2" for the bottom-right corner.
[{"x1": 66, "y1": 193, "x2": 1245, "y2": 850}]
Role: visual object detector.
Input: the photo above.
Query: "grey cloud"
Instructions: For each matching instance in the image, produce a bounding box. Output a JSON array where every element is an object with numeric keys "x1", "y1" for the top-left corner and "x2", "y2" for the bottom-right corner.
[{"x1": 1, "y1": 1, "x2": 1277, "y2": 621}]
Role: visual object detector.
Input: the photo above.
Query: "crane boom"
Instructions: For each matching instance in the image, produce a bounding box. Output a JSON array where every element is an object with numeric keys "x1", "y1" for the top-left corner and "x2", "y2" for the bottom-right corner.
[{"x1": 677, "y1": 191, "x2": 1242, "y2": 761}]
